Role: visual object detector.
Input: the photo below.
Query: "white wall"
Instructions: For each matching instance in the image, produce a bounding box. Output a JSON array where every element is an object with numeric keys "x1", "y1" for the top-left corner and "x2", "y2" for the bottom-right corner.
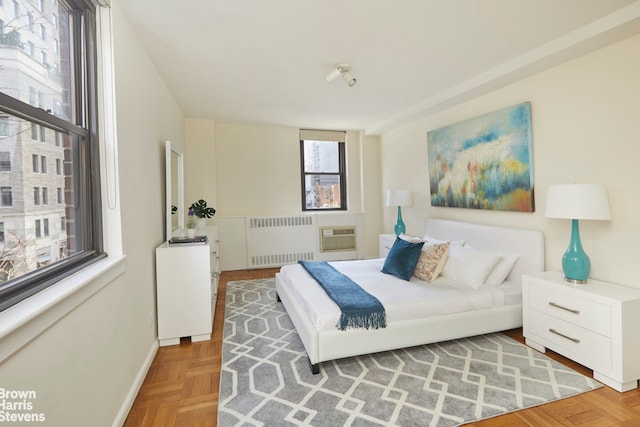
[
  {"x1": 185, "y1": 118, "x2": 217, "y2": 227},
  {"x1": 0, "y1": 3, "x2": 185, "y2": 425},
  {"x1": 380, "y1": 34, "x2": 640, "y2": 288},
  {"x1": 206, "y1": 123, "x2": 382, "y2": 259}
]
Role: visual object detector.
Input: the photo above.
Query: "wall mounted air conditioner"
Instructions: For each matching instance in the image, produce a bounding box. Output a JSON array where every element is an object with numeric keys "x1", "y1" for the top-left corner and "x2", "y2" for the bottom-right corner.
[{"x1": 320, "y1": 226, "x2": 356, "y2": 252}]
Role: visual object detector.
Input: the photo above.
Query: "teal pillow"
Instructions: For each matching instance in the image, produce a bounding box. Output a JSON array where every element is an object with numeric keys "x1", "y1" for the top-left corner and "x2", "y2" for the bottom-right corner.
[{"x1": 382, "y1": 237, "x2": 425, "y2": 280}]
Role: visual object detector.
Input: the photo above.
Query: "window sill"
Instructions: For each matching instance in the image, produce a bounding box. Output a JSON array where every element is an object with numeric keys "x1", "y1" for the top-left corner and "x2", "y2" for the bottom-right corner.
[{"x1": 0, "y1": 255, "x2": 127, "y2": 363}]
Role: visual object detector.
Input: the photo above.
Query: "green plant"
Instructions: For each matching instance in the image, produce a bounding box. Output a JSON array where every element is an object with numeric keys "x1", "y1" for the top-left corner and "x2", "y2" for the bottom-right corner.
[{"x1": 189, "y1": 199, "x2": 216, "y2": 219}]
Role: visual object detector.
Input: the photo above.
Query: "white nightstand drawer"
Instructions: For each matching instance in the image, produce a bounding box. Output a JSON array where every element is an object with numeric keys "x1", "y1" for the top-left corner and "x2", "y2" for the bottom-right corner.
[
  {"x1": 528, "y1": 284, "x2": 611, "y2": 337},
  {"x1": 379, "y1": 234, "x2": 396, "y2": 258},
  {"x1": 528, "y1": 309, "x2": 612, "y2": 370}
]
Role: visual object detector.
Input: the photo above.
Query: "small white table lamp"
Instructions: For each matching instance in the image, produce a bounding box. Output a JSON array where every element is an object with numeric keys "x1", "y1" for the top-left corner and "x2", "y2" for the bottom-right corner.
[
  {"x1": 545, "y1": 184, "x2": 611, "y2": 283},
  {"x1": 386, "y1": 189, "x2": 412, "y2": 236}
]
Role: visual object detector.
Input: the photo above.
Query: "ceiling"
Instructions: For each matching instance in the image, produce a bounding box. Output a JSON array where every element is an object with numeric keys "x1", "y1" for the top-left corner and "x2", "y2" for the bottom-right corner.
[{"x1": 118, "y1": 0, "x2": 640, "y2": 135}]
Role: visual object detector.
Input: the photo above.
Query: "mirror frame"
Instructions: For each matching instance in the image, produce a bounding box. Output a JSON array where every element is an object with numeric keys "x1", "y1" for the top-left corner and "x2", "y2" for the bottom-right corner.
[{"x1": 165, "y1": 140, "x2": 184, "y2": 240}]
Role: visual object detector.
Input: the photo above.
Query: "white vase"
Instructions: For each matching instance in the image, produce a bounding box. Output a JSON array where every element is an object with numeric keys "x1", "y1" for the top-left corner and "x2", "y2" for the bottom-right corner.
[
  {"x1": 186, "y1": 228, "x2": 196, "y2": 238},
  {"x1": 197, "y1": 217, "x2": 207, "y2": 231}
]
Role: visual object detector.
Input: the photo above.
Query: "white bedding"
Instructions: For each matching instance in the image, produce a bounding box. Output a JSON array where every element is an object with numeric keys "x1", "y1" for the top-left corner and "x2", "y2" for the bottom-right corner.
[{"x1": 279, "y1": 257, "x2": 516, "y2": 332}]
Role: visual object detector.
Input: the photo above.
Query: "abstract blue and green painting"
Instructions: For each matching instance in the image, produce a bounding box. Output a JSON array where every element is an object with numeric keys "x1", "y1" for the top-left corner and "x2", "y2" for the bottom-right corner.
[{"x1": 427, "y1": 102, "x2": 534, "y2": 212}]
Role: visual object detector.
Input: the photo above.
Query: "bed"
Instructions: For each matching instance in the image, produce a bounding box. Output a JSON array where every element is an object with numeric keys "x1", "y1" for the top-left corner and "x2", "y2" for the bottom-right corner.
[{"x1": 275, "y1": 218, "x2": 544, "y2": 374}]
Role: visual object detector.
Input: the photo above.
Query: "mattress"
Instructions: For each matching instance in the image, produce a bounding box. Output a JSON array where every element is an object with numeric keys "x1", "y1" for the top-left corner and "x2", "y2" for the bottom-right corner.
[{"x1": 278, "y1": 258, "x2": 520, "y2": 332}]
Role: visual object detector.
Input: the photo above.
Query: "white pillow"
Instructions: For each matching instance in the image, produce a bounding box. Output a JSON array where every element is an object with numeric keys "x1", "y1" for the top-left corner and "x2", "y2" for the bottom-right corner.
[
  {"x1": 485, "y1": 254, "x2": 520, "y2": 286},
  {"x1": 399, "y1": 234, "x2": 424, "y2": 243},
  {"x1": 441, "y1": 245, "x2": 501, "y2": 289},
  {"x1": 422, "y1": 234, "x2": 465, "y2": 246}
]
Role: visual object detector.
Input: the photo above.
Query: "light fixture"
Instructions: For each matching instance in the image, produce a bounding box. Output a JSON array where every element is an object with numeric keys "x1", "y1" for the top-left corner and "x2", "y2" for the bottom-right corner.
[
  {"x1": 545, "y1": 184, "x2": 611, "y2": 284},
  {"x1": 325, "y1": 64, "x2": 357, "y2": 87},
  {"x1": 386, "y1": 189, "x2": 412, "y2": 236}
]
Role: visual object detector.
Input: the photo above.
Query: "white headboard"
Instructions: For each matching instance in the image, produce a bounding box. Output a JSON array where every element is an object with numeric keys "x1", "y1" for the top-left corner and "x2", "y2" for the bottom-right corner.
[{"x1": 424, "y1": 218, "x2": 545, "y2": 282}]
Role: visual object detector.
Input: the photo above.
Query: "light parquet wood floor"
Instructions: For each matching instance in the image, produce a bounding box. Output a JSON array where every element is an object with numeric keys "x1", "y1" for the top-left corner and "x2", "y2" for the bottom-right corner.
[{"x1": 124, "y1": 269, "x2": 640, "y2": 426}]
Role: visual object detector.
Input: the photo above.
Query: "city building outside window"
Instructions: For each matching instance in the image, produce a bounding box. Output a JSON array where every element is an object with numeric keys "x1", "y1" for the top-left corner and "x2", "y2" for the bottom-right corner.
[
  {"x1": 299, "y1": 130, "x2": 347, "y2": 211},
  {"x1": 0, "y1": 0, "x2": 104, "y2": 311}
]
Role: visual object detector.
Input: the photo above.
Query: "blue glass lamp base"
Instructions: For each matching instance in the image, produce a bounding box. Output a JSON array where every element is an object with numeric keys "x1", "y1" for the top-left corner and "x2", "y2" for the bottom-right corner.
[
  {"x1": 394, "y1": 206, "x2": 406, "y2": 236},
  {"x1": 562, "y1": 219, "x2": 590, "y2": 284}
]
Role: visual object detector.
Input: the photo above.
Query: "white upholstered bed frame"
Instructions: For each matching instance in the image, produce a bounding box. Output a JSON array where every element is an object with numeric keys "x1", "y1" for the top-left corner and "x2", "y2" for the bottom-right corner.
[{"x1": 275, "y1": 218, "x2": 545, "y2": 373}]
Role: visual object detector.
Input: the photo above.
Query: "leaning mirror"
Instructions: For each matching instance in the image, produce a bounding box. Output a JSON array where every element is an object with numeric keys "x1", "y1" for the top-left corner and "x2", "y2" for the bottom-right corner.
[{"x1": 165, "y1": 140, "x2": 184, "y2": 240}]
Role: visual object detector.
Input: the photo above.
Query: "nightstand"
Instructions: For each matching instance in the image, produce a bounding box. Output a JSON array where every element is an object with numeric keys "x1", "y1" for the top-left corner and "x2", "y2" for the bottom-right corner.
[
  {"x1": 379, "y1": 234, "x2": 397, "y2": 258},
  {"x1": 522, "y1": 271, "x2": 640, "y2": 392}
]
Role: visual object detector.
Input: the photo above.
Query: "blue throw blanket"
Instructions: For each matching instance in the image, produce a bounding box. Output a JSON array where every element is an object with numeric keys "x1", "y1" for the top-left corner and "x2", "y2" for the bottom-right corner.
[{"x1": 298, "y1": 260, "x2": 386, "y2": 331}]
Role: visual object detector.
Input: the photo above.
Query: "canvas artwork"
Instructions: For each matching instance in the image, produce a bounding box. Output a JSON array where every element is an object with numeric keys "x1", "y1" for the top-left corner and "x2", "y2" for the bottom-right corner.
[{"x1": 427, "y1": 102, "x2": 534, "y2": 212}]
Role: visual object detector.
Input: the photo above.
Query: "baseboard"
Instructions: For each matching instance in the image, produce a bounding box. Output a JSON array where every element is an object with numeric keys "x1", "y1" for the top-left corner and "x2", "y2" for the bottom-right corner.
[{"x1": 112, "y1": 339, "x2": 159, "y2": 427}]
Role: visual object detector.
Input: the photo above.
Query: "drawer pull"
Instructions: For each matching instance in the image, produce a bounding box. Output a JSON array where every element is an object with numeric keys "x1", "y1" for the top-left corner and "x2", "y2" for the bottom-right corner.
[
  {"x1": 548, "y1": 301, "x2": 580, "y2": 315},
  {"x1": 549, "y1": 328, "x2": 580, "y2": 343}
]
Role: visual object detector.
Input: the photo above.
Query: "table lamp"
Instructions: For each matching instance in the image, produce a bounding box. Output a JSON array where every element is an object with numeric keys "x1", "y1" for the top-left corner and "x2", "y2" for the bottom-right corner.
[
  {"x1": 386, "y1": 189, "x2": 412, "y2": 236},
  {"x1": 545, "y1": 184, "x2": 611, "y2": 284}
]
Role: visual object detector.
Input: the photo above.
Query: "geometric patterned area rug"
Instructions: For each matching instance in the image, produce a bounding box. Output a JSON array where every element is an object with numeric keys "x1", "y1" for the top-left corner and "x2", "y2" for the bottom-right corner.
[{"x1": 218, "y1": 278, "x2": 602, "y2": 427}]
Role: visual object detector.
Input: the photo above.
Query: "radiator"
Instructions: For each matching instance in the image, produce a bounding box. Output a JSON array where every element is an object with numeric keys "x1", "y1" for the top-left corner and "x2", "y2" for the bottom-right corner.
[{"x1": 246, "y1": 215, "x2": 316, "y2": 268}]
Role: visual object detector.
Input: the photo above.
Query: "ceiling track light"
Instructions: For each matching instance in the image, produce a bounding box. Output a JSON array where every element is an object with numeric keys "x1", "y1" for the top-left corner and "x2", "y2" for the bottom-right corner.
[{"x1": 325, "y1": 63, "x2": 357, "y2": 87}]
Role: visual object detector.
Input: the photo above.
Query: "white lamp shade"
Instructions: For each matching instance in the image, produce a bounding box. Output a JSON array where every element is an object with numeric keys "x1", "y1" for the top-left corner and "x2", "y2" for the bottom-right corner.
[
  {"x1": 386, "y1": 189, "x2": 412, "y2": 207},
  {"x1": 545, "y1": 184, "x2": 611, "y2": 220}
]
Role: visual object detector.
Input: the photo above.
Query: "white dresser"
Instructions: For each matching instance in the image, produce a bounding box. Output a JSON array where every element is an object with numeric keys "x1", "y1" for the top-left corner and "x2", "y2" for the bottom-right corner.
[
  {"x1": 523, "y1": 271, "x2": 640, "y2": 392},
  {"x1": 156, "y1": 227, "x2": 219, "y2": 346}
]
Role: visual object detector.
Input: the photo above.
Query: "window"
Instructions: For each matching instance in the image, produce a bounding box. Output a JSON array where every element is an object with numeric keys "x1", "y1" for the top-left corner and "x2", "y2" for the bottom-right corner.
[
  {"x1": 56, "y1": 158, "x2": 61, "y2": 175},
  {"x1": 60, "y1": 216, "x2": 65, "y2": 232},
  {"x1": 32, "y1": 154, "x2": 38, "y2": 172},
  {"x1": 300, "y1": 130, "x2": 347, "y2": 211},
  {"x1": 0, "y1": 152, "x2": 10, "y2": 171},
  {"x1": 57, "y1": 187, "x2": 62, "y2": 203},
  {"x1": 0, "y1": 116, "x2": 8, "y2": 136},
  {"x1": 0, "y1": 0, "x2": 103, "y2": 312},
  {"x1": 12, "y1": 0, "x2": 19, "y2": 18},
  {"x1": 0, "y1": 187, "x2": 11, "y2": 206},
  {"x1": 0, "y1": 222, "x2": 4, "y2": 242},
  {"x1": 53, "y1": 38, "x2": 58, "y2": 53},
  {"x1": 28, "y1": 13, "x2": 34, "y2": 31},
  {"x1": 38, "y1": 91, "x2": 44, "y2": 108}
]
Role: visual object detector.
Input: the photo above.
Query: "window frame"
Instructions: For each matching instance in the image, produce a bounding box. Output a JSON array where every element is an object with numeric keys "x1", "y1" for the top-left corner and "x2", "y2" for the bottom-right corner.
[
  {"x1": 0, "y1": 0, "x2": 105, "y2": 312},
  {"x1": 299, "y1": 130, "x2": 347, "y2": 212}
]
